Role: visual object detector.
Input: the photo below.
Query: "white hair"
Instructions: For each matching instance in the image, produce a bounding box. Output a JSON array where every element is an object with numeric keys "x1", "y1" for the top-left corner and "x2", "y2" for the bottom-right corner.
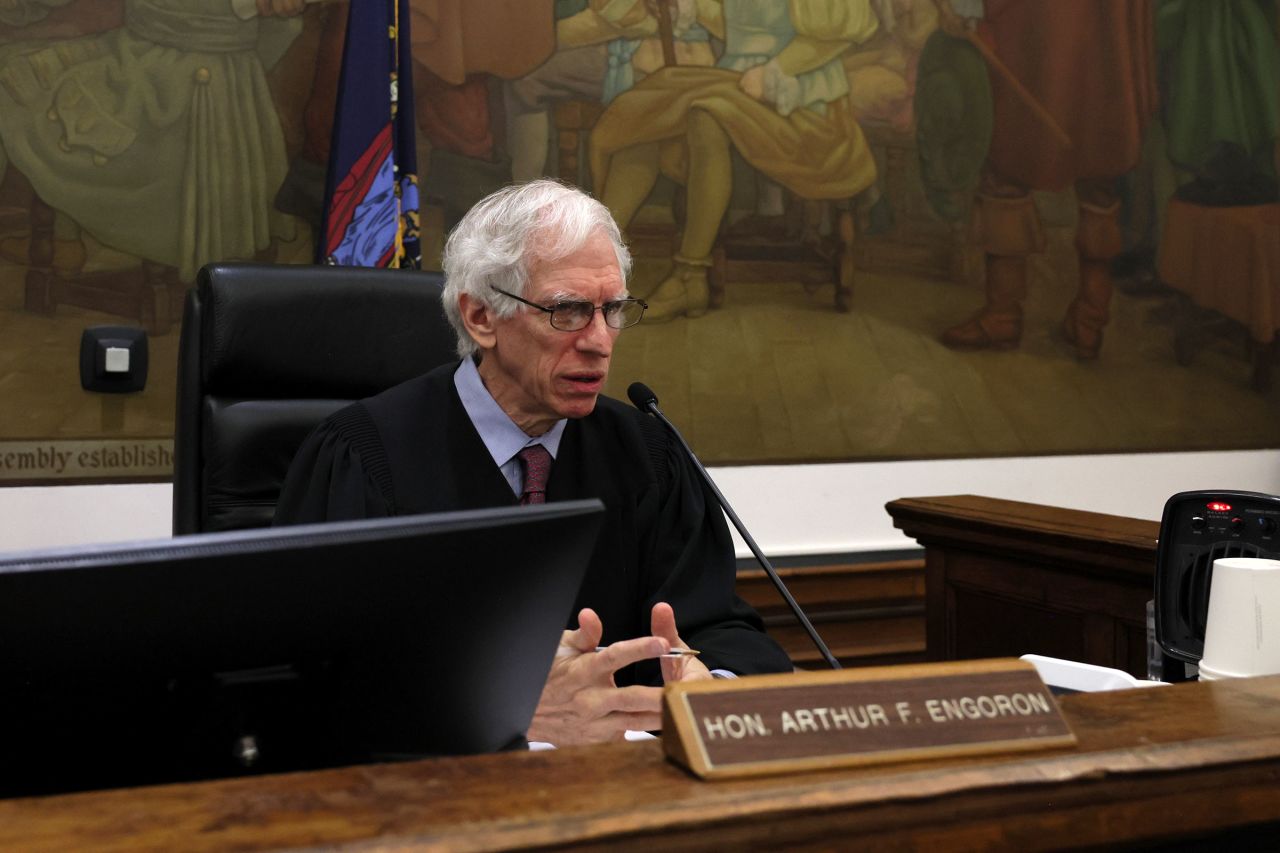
[{"x1": 440, "y1": 180, "x2": 632, "y2": 358}]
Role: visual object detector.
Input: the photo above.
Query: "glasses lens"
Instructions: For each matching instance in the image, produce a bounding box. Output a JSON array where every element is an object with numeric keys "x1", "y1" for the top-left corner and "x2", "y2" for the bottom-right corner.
[
  {"x1": 550, "y1": 302, "x2": 594, "y2": 331},
  {"x1": 605, "y1": 299, "x2": 645, "y2": 329}
]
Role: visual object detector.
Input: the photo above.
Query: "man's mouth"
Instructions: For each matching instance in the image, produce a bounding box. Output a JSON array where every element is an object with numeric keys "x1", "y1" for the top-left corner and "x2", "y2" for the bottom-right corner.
[{"x1": 564, "y1": 372, "x2": 605, "y2": 392}]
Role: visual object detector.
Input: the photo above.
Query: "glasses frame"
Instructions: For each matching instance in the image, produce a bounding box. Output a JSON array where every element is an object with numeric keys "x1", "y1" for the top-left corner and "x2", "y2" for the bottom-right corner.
[{"x1": 489, "y1": 285, "x2": 647, "y2": 331}]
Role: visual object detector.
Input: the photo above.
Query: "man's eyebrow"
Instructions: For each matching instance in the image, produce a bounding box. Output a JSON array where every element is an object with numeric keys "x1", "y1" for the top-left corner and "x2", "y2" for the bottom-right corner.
[{"x1": 545, "y1": 289, "x2": 631, "y2": 303}]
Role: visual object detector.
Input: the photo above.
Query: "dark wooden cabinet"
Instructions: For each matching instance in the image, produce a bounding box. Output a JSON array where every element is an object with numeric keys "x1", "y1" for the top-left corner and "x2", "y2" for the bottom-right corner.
[{"x1": 885, "y1": 495, "x2": 1160, "y2": 678}]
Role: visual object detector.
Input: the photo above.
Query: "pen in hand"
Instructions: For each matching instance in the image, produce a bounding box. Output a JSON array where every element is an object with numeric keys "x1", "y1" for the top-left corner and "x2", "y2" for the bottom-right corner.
[{"x1": 594, "y1": 646, "x2": 700, "y2": 659}]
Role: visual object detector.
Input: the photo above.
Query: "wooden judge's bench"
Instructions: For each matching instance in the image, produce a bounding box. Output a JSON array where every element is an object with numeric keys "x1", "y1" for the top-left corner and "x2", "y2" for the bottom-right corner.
[
  {"x1": 5, "y1": 497, "x2": 1280, "y2": 850},
  {"x1": 3, "y1": 677, "x2": 1279, "y2": 850}
]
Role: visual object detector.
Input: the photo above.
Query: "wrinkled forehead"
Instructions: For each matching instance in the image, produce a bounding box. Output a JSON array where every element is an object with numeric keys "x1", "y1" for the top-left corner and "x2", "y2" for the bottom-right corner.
[
  {"x1": 524, "y1": 231, "x2": 626, "y2": 299},
  {"x1": 522, "y1": 217, "x2": 610, "y2": 263}
]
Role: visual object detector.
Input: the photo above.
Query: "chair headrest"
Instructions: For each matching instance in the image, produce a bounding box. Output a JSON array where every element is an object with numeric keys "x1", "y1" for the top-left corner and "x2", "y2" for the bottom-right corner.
[{"x1": 197, "y1": 263, "x2": 456, "y2": 398}]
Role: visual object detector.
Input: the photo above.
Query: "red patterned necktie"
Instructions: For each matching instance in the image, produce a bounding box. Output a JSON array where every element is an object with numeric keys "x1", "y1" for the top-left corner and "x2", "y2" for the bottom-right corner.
[{"x1": 517, "y1": 445, "x2": 552, "y2": 505}]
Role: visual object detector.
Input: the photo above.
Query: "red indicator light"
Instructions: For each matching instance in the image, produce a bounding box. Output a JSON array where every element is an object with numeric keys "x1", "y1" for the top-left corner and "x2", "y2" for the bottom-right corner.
[{"x1": 1207, "y1": 502, "x2": 1232, "y2": 512}]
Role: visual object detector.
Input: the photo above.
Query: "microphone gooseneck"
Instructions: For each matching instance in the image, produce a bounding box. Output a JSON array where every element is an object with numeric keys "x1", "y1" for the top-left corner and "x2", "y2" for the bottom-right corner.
[{"x1": 627, "y1": 382, "x2": 841, "y2": 670}]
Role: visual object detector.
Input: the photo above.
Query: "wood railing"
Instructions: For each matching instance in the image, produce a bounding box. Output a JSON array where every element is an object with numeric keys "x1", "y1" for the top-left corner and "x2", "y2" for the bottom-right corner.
[{"x1": 885, "y1": 495, "x2": 1160, "y2": 677}]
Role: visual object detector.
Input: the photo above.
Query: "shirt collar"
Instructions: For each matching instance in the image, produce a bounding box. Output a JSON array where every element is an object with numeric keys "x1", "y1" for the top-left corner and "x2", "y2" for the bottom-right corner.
[{"x1": 454, "y1": 357, "x2": 566, "y2": 468}]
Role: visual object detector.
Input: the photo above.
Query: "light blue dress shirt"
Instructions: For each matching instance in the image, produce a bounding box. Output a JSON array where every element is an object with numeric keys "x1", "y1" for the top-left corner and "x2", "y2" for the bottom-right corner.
[{"x1": 453, "y1": 357, "x2": 566, "y2": 499}]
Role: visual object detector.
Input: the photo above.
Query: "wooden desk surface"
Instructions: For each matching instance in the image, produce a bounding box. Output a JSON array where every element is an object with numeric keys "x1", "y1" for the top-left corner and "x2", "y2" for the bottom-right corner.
[{"x1": 4, "y1": 675, "x2": 1280, "y2": 851}]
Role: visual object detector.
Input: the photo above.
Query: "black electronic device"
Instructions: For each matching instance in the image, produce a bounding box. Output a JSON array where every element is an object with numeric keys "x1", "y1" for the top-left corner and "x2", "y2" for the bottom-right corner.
[
  {"x1": 1154, "y1": 490, "x2": 1280, "y2": 672},
  {"x1": 626, "y1": 382, "x2": 841, "y2": 670},
  {"x1": 0, "y1": 500, "x2": 603, "y2": 798}
]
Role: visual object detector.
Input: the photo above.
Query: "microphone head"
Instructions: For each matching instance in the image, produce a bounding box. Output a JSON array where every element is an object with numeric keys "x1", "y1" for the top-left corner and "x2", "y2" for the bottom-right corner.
[{"x1": 627, "y1": 382, "x2": 658, "y2": 411}]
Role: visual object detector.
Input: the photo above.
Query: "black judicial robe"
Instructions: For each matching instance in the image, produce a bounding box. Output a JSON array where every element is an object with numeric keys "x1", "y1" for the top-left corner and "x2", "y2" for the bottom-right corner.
[{"x1": 274, "y1": 362, "x2": 792, "y2": 684}]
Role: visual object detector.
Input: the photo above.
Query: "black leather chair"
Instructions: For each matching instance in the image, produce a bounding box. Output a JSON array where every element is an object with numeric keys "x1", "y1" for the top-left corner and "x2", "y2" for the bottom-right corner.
[{"x1": 173, "y1": 262, "x2": 457, "y2": 534}]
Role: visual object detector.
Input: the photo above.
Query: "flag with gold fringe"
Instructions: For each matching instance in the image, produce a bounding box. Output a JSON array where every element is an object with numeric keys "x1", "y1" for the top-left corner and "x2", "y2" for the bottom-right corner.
[{"x1": 320, "y1": 0, "x2": 420, "y2": 268}]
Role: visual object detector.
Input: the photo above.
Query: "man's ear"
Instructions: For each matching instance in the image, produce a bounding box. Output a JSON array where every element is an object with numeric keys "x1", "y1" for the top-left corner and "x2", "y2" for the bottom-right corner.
[{"x1": 458, "y1": 292, "x2": 498, "y2": 351}]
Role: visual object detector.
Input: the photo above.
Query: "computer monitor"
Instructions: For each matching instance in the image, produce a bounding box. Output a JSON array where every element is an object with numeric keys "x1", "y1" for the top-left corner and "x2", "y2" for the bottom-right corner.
[{"x1": 0, "y1": 500, "x2": 603, "y2": 798}]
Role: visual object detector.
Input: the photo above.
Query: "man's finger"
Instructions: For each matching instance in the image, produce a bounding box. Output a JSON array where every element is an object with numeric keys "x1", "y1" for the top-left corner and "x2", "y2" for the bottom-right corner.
[
  {"x1": 575, "y1": 710, "x2": 665, "y2": 744},
  {"x1": 665, "y1": 654, "x2": 712, "y2": 683},
  {"x1": 588, "y1": 636, "x2": 669, "y2": 676},
  {"x1": 615, "y1": 711, "x2": 664, "y2": 733},
  {"x1": 597, "y1": 684, "x2": 664, "y2": 715},
  {"x1": 650, "y1": 601, "x2": 682, "y2": 646},
  {"x1": 562, "y1": 607, "x2": 604, "y2": 654}
]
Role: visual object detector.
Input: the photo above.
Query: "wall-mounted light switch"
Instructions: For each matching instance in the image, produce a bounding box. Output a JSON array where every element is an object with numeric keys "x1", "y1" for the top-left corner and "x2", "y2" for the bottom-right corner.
[
  {"x1": 80, "y1": 327, "x2": 148, "y2": 393},
  {"x1": 103, "y1": 347, "x2": 131, "y2": 374}
]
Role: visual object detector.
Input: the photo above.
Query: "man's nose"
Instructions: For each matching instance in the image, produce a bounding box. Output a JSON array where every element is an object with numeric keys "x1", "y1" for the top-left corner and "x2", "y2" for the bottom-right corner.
[{"x1": 576, "y1": 310, "x2": 615, "y2": 353}]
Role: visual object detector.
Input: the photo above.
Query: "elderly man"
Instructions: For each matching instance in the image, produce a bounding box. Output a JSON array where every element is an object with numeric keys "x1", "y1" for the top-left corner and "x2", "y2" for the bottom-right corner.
[{"x1": 275, "y1": 179, "x2": 792, "y2": 744}]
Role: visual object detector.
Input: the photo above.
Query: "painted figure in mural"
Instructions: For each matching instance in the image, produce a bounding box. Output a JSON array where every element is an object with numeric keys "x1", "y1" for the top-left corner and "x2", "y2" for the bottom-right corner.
[
  {"x1": 504, "y1": 0, "x2": 717, "y2": 184},
  {"x1": 936, "y1": 0, "x2": 1157, "y2": 360},
  {"x1": 843, "y1": 0, "x2": 935, "y2": 132},
  {"x1": 405, "y1": 0, "x2": 555, "y2": 219},
  {"x1": 590, "y1": 0, "x2": 881, "y2": 322},
  {"x1": 1155, "y1": 0, "x2": 1278, "y2": 192},
  {"x1": 0, "y1": 0, "x2": 76, "y2": 29},
  {"x1": 0, "y1": 0, "x2": 306, "y2": 282},
  {"x1": 1109, "y1": 0, "x2": 1280, "y2": 291},
  {"x1": 840, "y1": 0, "x2": 940, "y2": 232}
]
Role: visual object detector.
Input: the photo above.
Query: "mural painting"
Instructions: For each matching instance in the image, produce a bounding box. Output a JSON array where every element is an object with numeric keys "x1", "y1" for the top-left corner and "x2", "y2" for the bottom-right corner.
[{"x1": 0, "y1": 0, "x2": 1276, "y2": 484}]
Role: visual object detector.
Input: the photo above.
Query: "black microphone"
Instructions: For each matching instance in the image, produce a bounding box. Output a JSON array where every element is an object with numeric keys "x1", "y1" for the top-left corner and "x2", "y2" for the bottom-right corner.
[{"x1": 626, "y1": 382, "x2": 841, "y2": 670}]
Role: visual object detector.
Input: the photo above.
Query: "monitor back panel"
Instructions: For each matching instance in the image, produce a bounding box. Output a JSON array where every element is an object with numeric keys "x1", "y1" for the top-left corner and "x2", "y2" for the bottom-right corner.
[{"x1": 0, "y1": 501, "x2": 603, "y2": 796}]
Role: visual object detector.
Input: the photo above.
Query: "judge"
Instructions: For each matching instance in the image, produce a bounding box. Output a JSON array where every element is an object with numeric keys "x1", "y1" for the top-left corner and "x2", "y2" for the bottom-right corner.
[{"x1": 275, "y1": 179, "x2": 792, "y2": 744}]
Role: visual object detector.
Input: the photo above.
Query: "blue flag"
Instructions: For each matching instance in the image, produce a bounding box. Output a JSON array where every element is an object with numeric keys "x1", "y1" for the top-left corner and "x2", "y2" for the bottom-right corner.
[{"x1": 320, "y1": 0, "x2": 420, "y2": 268}]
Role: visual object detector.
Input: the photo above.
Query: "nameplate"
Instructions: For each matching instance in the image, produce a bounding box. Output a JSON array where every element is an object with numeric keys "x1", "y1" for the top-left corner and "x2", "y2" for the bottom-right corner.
[{"x1": 663, "y1": 659, "x2": 1075, "y2": 779}]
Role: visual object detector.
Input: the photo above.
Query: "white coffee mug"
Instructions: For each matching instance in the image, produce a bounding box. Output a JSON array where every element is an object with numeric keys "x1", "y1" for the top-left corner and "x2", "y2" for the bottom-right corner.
[{"x1": 1199, "y1": 557, "x2": 1280, "y2": 681}]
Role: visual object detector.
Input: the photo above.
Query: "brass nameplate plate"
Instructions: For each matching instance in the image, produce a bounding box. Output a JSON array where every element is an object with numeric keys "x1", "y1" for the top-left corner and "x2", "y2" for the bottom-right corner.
[{"x1": 663, "y1": 659, "x2": 1075, "y2": 779}]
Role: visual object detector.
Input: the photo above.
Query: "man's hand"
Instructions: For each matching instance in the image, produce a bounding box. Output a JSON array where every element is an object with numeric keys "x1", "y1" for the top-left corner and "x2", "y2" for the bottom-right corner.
[
  {"x1": 528, "y1": 608, "x2": 669, "y2": 745},
  {"x1": 738, "y1": 65, "x2": 766, "y2": 102},
  {"x1": 651, "y1": 602, "x2": 713, "y2": 683}
]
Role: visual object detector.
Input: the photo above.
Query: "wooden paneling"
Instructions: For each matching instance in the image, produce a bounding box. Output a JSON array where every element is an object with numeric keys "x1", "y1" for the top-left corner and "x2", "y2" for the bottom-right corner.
[
  {"x1": 736, "y1": 559, "x2": 926, "y2": 669},
  {"x1": 886, "y1": 495, "x2": 1160, "y2": 677}
]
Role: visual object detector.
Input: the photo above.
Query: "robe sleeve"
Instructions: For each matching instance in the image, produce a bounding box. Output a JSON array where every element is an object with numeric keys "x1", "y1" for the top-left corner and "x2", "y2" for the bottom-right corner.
[
  {"x1": 273, "y1": 405, "x2": 396, "y2": 526},
  {"x1": 638, "y1": 425, "x2": 793, "y2": 676}
]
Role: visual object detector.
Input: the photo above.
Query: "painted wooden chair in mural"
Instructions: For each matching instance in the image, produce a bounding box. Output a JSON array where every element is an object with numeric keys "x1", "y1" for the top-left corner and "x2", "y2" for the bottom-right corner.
[
  {"x1": 708, "y1": 188, "x2": 857, "y2": 314},
  {"x1": 554, "y1": 99, "x2": 605, "y2": 191},
  {"x1": 704, "y1": 120, "x2": 972, "y2": 316},
  {"x1": 710, "y1": 135, "x2": 968, "y2": 316},
  {"x1": 0, "y1": 3, "x2": 187, "y2": 336},
  {"x1": 17, "y1": 193, "x2": 188, "y2": 337}
]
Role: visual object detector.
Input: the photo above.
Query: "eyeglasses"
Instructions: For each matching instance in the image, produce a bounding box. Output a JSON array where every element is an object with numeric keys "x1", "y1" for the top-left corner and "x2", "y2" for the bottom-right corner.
[{"x1": 490, "y1": 286, "x2": 647, "y2": 331}]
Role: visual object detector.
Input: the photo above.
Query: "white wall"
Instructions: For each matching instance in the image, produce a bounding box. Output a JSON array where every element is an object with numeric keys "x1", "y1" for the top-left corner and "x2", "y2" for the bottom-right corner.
[
  {"x1": 2, "y1": 449, "x2": 1276, "y2": 556},
  {"x1": 713, "y1": 449, "x2": 1280, "y2": 556}
]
